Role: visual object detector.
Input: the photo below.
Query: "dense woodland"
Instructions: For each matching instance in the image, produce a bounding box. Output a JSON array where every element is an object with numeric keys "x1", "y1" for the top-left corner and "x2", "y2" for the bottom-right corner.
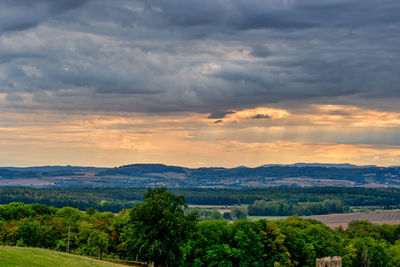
[
  {"x1": 1, "y1": 187, "x2": 400, "y2": 215},
  {"x1": 0, "y1": 188, "x2": 400, "y2": 266}
]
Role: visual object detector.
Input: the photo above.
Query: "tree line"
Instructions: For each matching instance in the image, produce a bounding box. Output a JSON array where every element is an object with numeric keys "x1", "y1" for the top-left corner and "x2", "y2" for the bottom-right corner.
[
  {"x1": 248, "y1": 199, "x2": 348, "y2": 216},
  {"x1": 1, "y1": 188, "x2": 400, "y2": 266},
  {"x1": 1, "y1": 187, "x2": 400, "y2": 215}
]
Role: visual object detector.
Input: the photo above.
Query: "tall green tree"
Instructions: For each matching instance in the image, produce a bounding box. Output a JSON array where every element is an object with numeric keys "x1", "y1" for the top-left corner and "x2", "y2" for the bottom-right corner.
[
  {"x1": 88, "y1": 230, "x2": 109, "y2": 259},
  {"x1": 183, "y1": 220, "x2": 239, "y2": 266},
  {"x1": 123, "y1": 188, "x2": 197, "y2": 266}
]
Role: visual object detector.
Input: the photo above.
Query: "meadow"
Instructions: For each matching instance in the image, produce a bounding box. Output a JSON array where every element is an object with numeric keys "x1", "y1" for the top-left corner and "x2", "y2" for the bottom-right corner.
[{"x1": 0, "y1": 247, "x2": 128, "y2": 267}]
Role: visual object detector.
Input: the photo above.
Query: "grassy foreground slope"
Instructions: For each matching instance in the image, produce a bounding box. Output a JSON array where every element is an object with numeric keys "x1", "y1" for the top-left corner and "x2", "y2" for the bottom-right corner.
[{"x1": 0, "y1": 247, "x2": 126, "y2": 267}]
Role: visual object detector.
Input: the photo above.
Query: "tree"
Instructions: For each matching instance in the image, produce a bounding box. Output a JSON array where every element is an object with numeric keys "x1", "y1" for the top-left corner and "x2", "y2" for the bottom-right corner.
[
  {"x1": 88, "y1": 230, "x2": 109, "y2": 259},
  {"x1": 388, "y1": 243, "x2": 400, "y2": 266},
  {"x1": 231, "y1": 220, "x2": 264, "y2": 266},
  {"x1": 123, "y1": 188, "x2": 197, "y2": 266},
  {"x1": 210, "y1": 209, "x2": 223, "y2": 220},
  {"x1": 19, "y1": 221, "x2": 40, "y2": 247},
  {"x1": 183, "y1": 220, "x2": 239, "y2": 266},
  {"x1": 255, "y1": 220, "x2": 291, "y2": 266},
  {"x1": 277, "y1": 218, "x2": 318, "y2": 266},
  {"x1": 369, "y1": 242, "x2": 389, "y2": 267},
  {"x1": 230, "y1": 206, "x2": 247, "y2": 220}
]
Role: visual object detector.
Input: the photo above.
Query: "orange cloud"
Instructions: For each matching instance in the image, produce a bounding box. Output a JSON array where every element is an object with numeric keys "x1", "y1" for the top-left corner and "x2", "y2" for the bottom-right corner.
[
  {"x1": 310, "y1": 105, "x2": 400, "y2": 127},
  {"x1": 207, "y1": 107, "x2": 289, "y2": 124},
  {"x1": 1, "y1": 105, "x2": 400, "y2": 167}
]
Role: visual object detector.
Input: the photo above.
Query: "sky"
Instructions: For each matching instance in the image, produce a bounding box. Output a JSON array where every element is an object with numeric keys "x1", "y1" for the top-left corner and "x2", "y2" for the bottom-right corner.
[{"x1": 1, "y1": 0, "x2": 400, "y2": 167}]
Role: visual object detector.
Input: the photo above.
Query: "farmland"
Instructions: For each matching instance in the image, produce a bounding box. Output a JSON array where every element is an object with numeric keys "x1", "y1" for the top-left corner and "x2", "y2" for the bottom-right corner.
[
  {"x1": 248, "y1": 210, "x2": 400, "y2": 229},
  {"x1": 307, "y1": 210, "x2": 400, "y2": 229}
]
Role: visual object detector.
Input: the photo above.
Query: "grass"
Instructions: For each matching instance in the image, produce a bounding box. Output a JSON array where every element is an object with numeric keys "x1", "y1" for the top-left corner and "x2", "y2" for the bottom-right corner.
[{"x1": 0, "y1": 246, "x2": 128, "y2": 267}]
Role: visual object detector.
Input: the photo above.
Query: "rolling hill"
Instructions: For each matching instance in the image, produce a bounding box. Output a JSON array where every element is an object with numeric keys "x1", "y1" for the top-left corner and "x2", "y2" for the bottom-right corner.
[{"x1": 0, "y1": 163, "x2": 400, "y2": 188}]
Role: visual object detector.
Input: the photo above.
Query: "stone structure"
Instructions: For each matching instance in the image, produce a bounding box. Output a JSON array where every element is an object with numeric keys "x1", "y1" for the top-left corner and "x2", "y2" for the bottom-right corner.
[{"x1": 316, "y1": 256, "x2": 342, "y2": 267}]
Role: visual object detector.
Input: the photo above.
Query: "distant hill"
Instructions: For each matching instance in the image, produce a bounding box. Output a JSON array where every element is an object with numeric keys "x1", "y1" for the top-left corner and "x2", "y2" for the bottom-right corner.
[
  {"x1": 98, "y1": 163, "x2": 188, "y2": 177},
  {"x1": 0, "y1": 165, "x2": 106, "y2": 172},
  {"x1": 260, "y1": 163, "x2": 378, "y2": 168},
  {"x1": 0, "y1": 246, "x2": 129, "y2": 267},
  {"x1": 0, "y1": 163, "x2": 399, "y2": 189}
]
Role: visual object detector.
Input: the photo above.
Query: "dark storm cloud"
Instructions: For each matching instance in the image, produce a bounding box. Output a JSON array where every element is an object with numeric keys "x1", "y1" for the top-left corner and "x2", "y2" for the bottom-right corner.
[
  {"x1": 147, "y1": 0, "x2": 400, "y2": 30},
  {"x1": 208, "y1": 111, "x2": 235, "y2": 119},
  {"x1": 0, "y1": 0, "x2": 89, "y2": 34},
  {"x1": 1, "y1": 0, "x2": 400, "y2": 115},
  {"x1": 250, "y1": 45, "x2": 270, "y2": 58}
]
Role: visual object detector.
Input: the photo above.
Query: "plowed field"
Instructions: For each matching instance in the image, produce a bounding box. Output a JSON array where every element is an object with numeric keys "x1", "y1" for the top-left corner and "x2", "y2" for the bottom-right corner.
[{"x1": 307, "y1": 210, "x2": 400, "y2": 229}]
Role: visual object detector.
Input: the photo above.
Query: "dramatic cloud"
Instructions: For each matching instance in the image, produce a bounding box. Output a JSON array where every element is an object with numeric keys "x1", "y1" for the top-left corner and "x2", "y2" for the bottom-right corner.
[
  {"x1": 0, "y1": 0, "x2": 89, "y2": 34},
  {"x1": 1, "y1": 0, "x2": 400, "y2": 166},
  {"x1": 1, "y1": 0, "x2": 400, "y2": 115}
]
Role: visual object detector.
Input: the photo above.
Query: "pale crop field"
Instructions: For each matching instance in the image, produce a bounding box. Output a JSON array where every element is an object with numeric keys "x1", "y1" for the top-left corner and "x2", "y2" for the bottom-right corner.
[{"x1": 307, "y1": 210, "x2": 400, "y2": 229}]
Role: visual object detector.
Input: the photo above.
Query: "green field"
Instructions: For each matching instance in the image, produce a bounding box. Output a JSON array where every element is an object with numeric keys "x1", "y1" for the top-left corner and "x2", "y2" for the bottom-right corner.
[
  {"x1": 0, "y1": 247, "x2": 127, "y2": 267},
  {"x1": 247, "y1": 215, "x2": 287, "y2": 221}
]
